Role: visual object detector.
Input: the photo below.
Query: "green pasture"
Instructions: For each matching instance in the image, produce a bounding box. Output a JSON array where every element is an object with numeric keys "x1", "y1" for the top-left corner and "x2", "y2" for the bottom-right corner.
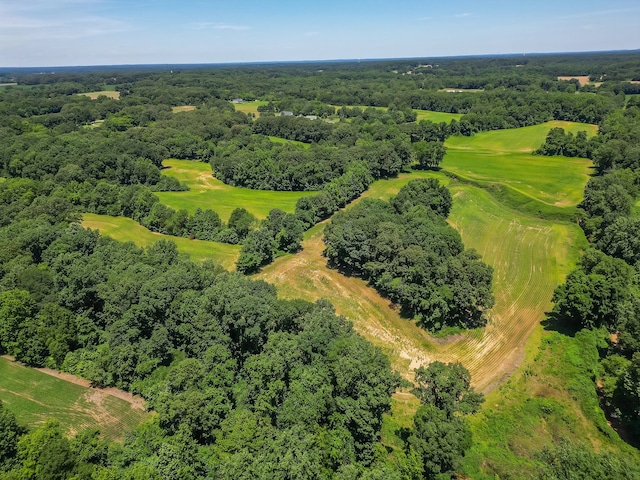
[
  {"x1": 268, "y1": 136, "x2": 311, "y2": 149},
  {"x1": 157, "y1": 159, "x2": 317, "y2": 222},
  {"x1": 0, "y1": 357, "x2": 148, "y2": 440},
  {"x1": 414, "y1": 109, "x2": 463, "y2": 123},
  {"x1": 443, "y1": 121, "x2": 597, "y2": 211},
  {"x1": 82, "y1": 214, "x2": 241, "y2": 270}
]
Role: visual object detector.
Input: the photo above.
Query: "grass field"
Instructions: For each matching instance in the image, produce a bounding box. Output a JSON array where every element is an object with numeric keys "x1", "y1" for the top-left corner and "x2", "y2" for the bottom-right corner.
[
  {"x1": 82, "y1": 214, "x2": 241, "y2": 270},
  {"x1": 415, "y1": 109, "x2": 463, "y2": 123},
  {"x1": 443, "y1": 121, "x2": 597, "y2": 209},
  {"x1": 157, "y1": 159, "x2": 317, "y2": 221},
  {"x1": 77, "y1": 90, "x2": 120, "y2": 100},
  {"x1": 0, "y1": 357, "x2": 148, "y2": 440},
  {"x1": 233, "y1": 100, "x2": 268, "y2": 117}
]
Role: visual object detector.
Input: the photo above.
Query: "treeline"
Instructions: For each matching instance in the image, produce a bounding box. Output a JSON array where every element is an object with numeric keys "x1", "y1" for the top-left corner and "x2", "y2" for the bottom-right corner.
[
  {"x1": 0, "y1": 359, "x2": 484, "y2": 479},
  {"x1": 551, "y1": 102, "x2": 640, "y2": 440},
  {"x1": 324, "y1": 179, "x2": 494, "y2": 330},
  {"x1": 0, "y1": 171, "x2": 488, "y2": 477}
]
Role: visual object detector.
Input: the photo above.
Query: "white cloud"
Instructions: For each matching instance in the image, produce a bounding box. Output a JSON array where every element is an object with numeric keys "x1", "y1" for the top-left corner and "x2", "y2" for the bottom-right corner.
[{"x1": 454, "y1": 13, "x2": 472, "y2": 18}]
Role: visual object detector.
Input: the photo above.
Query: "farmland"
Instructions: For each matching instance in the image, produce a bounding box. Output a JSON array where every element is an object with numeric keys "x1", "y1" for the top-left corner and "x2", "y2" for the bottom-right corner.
[
  {"x1": 82, "y1": 213, "x2": 241, "y2": 270},
  {"x1": 256, "y1": 121, "x2": 592, "y2": 391},
  {"x1": 157, "y1": 159, "x2": 317, "y2": 221},
  {"x1": 0, "y1": 357, "x2": 149, "y2": 441},
  {"x1": 77, "y1": 90, "x2": 120, "y2": 100}
]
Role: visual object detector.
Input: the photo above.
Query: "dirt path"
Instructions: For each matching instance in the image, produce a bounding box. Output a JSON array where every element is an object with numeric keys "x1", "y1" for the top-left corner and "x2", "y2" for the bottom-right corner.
[{"x1": 1, "y1": 356, "x2": 146, "y2": 411}]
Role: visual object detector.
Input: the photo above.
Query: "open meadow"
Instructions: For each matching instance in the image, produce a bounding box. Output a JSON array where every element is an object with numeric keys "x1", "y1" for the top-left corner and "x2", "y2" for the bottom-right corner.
[
  {"x1": 77, "y1": 90, "x2": 120, "y2": 100},
  {"x1": 444, "y1": 121, "x2": 597, "y2": 210},
  {"x1": 233, "y1": 100, "x2": 268, "y2": 117},
  {"x1": 82, "y1": 213, "x2": 241, "y2": 270},
  {"x1": 0, "y1": 357, "x2": 149, "y2": 441},
  {"x1": 157, "y1": 159, "x2": 317, "y2": 221}
]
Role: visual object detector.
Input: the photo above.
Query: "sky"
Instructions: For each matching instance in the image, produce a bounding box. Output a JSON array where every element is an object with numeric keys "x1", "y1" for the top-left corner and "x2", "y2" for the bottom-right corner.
[{"x1": 1, "y1": 0, "x2": 639, "y2": 67}]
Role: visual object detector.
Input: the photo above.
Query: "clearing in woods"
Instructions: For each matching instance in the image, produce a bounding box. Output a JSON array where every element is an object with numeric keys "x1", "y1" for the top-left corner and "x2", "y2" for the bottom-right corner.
[
  {"x1": 233, "y1": 100, "x2": 268, "y2": 117},
  {"x1": 256, "y1": 121, "x2": 592, "y2": 391},
  {"x1": 77, "y1": 90, "x2": 120, "y2": 100},
  {"x1": 172, "y1": 105, "x2": 197, "y2": 113},
  {"x1": 81, "y1": 213, "x2": 241, "y2": 270},
  {"x1": 0, "y1": 356, "x2": 149, "y2": 440},
  {"x1": 157, "y1": 159, "x2": 317, "y2": 222}
]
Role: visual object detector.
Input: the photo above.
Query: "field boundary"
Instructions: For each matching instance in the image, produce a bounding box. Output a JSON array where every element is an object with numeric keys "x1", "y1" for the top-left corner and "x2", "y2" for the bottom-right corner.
[{"x1": 1, "y1": 355, "x2": 146, "y2": 411}]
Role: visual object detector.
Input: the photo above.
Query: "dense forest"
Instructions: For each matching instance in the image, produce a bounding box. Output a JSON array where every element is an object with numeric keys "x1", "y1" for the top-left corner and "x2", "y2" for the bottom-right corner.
[{"x1": 1, "y1": 51, "x2": 640, "y2": 478}]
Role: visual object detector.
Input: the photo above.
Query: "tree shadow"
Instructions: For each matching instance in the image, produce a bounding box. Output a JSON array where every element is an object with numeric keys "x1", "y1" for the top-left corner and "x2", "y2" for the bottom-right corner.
[{"x1": 540, "y1": 311, "x2": 580, "y2": 337}]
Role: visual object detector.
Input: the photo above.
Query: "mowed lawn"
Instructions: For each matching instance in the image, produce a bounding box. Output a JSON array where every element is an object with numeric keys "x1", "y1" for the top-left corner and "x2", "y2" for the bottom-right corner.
[
  {"x1": 0, "y1": 357, "x2": 148, "y2": 440},
  {"x1": 157, "y1": 159, "x2": 317, "y2": 222},
  {"x1": 443, "y1": 121, "x2": 597, "y2": 207},
  {"x1": 82, "y1": 214, "x2": 241, "y2": 270}
]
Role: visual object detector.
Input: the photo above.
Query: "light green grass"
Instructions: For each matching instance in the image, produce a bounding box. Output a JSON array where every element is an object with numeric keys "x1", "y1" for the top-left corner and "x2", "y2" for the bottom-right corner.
[
  {"x1": 157, "y1": 159, "x2": 317, "y2": 222},
  {"x1": 415, "y1": 109, "x2": 463, "y2": 123},
  {"x1": 268, "y1": 136, "x2": 311, "y2": 149},
  {"x1": 0, "y1": 357, "x2": 148, "y2": 440},
  {"x1": 82, "y1": 214, "x2": 240, "y2": 270},
  {"x1": 443, "y1": 121, "x2": 597, "y2": 210}
]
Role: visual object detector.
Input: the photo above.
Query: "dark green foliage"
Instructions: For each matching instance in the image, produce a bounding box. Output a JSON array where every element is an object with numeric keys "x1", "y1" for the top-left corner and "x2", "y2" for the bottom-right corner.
[
  {"x1": 392, "y1": 178, "x2": 452, "y2": 217},
  {"x1": 538, "y1": 440, "x2": 640, "y2": 480},
  {"x1": 407, "y1": 362, "x2": 483, "y2": 479},
  {"x1": 412, "y1": 141, "x2": 447, "y2": 169},
  {"x1": 535, "y1": 127, "x2": 592, "y2": 158},
  {"x1": 0, "y1": 401, "x2": 26, "y2": 471},
  {"x1": 324, "y1": 180, "x2": 493, "y2": 330},
  {"x1": 412, "y1": 362, "x2": 484, "y2": 416},
  {"x1": 551, "y1": 249, "x2": 635, "y2": 331}
]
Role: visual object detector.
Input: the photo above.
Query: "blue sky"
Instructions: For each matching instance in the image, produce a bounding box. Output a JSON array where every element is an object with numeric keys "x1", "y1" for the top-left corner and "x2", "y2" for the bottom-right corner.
[{"x1": 1, "y1": 0, "x2": 639, "y2": 67}]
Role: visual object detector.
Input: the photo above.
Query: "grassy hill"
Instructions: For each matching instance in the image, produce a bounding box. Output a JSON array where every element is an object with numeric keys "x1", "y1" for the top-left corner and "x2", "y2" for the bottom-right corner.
[{"x1": 0, "y1": 357, "x2": 149, "y2": 441}]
